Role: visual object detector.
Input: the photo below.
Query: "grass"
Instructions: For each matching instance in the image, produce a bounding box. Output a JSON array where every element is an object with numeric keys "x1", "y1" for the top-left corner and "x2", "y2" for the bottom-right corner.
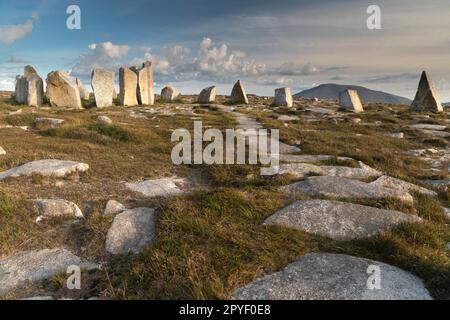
[{"x1": 0, "y1": 97, "x2": 449, "y2": 300}]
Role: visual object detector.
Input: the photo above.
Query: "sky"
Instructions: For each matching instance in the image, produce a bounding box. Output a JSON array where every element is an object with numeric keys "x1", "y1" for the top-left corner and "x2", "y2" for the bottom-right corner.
[{"x1": 1, "y1": 0, "x2": 450, "y2": 100}]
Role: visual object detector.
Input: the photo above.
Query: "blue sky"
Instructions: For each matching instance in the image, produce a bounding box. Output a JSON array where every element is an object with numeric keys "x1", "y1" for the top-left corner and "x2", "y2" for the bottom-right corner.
[{"x1": 1, "y1": 0, "x2": 450, "y2": 100}]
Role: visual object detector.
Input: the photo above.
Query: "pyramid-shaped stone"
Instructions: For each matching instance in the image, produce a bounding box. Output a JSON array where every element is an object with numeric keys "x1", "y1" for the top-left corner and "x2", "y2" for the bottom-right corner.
[
  {"x1": 410, "y1": 71, "x2": 443, "y2": 113},
  {"x1": 339, "y1": 89, "x2": 364, "y2": 113},
  {"x1": 230, "y1": 80, "x2": 249, "y2": 104}
]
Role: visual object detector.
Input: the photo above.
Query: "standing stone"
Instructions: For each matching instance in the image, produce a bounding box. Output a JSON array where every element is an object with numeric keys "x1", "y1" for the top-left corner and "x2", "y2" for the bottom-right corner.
[
  {"x1": 119, "y1": 67, "x2": 138, "y2": 106},
  {"x1": 230, "y1": 80, "x2": 249, "y2": 104},
  {"x1": 46, "y1": 71, "x2": 82, "y2": 109},
  {"x1": 112, "y1": 89, "x2": 118, "y2": 100},
  {"x1": 91, "y1": 69, "x2": 115, "y2": 108},
  {"x1": 410, "y1": 71, "x2": 443, "y2": 113},
  {"x1": 76, "y1": 78, "x2": 90, "y2": 100},
  {"x1": 198, "y1": 86, "x2": 216, "y2": 104},
  {"x1": 339, "y1": 89, "x2": 363, "y2": 113},
  {"x1": 160, "y1": 86, "x2": 180, "y2": 101},
  {"x1": 134, "y1": 61, "x2": 154, "y2": 105},
  {"x1": 273, "y1": 87, "x2": 293, "y2": 107},
  {"x1": 14, "y1": 65, "x2": 44, "y2": 107}
]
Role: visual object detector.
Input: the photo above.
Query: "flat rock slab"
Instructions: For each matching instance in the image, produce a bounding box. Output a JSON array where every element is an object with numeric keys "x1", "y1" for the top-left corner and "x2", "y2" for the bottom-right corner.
[
  {"x1": 126, "y1": 177, "x2": 188, "y2": 197},
  {"x1": 410, "y1": 124, "x2": 446, "y2": 131},
  {"x1": 0, "y1": 160, "x2": 89, "y2": 181},
  {"x1": 32, "y1": 199, "x2": 84, "y2": 222},
  {"x1": 279, "y1": 161, "x2": 382, "y2": 180},
  {"x1": 278, "y1": 115, "x2": 299, "y2": 121},
  {"x1": 232, "y1": 253, "x2": 432, "y2": 300},
  {"x1": 105, "y1": 207, "x2": 156, "y2": 255},
  {"x1": 34, "y1": 118, "x2": 65, "y2": 127},
  {"x1": 421, "y1": 130, "x2": 450, "y2": 138},
  {"x1": 280, "y1": 154, "x2": 354, "y2": 163},
  {"x1": 281, "y1": 176, "x2": 414, "y2": 204},
  {"x1": 263, "y1": 200, "x2": 421, "y2": 240},
  {"x1": 0, "y1": 249, "x2": 98, "y2": 296},
  {"x1": 370, "y1": 176, "x2": 437, "y2": 197}
]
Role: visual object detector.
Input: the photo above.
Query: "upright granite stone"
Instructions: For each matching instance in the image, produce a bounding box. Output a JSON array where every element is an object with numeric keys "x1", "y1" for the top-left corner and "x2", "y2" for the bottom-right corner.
[
  {"x1": 198, "y1": 86, "x2": 216, "y2": 104},
  {"x1": 91, "y1": 68, "x2": 115, "y2": 108},
  {"x1": 230, "y1": 80, "x2": 249, "y2": 104},
  {"x1": 339, "y1": 89, "x2": 364, "y2": 113},
  {"x1": 14, "y1": 65, "x2": 44, "y2": 107},
  {"x1": 410, "y1": 71, "x2": 443, "y2": 113},
  {"x1": 160, "y1": 86, "x2": 180, "y2": 101},
  {"x1": 76, "y1": 78, "x2": 90, "y2": 100},
  {"x1": 119, "y1": 67, "x2": 138, "y2": 106},
  {"x1": 134, "y1": 61, "x2": 154, "y2": 105},
  {"x1": 46, "y1": 71, "x2": 82, "y2": 109},
  {"x1": 273, "y1": 87, "x2": 293, "y2": 107}
]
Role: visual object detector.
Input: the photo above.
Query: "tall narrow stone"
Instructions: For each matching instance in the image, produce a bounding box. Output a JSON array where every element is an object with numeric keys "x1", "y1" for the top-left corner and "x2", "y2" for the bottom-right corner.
[
  {"x1": 91, "y1": 69, "x2": 115, "y2": 108},
  {"x1": 76, "y1": 78, "x2": 90, "y2": 100},
  {"x1": 230, "y1": 80, "x2": 249, "y2": 104},
  {"x1": 14, "y1": 65, "x2": 44, "y2": 107},
  {"x1": 339, "y1": 89, "x2": 364, "y2": 113},
  {"x1": 273, "y1": 87, "x2": 293, "y2": 107},
  {"x1": 160, "y1": 86, "x2": 180, "y2": 101},
  {"x1": 411, "y1": 71, "x2": 443, "y2": 113},
  {"x1": 198, "y1": 86, "x2": 216, "y2": 104},
  {"x1": 46, "y1": 71, "x2": 82, "y2": 109},
  {"x1": 119, "y1": 67, "x2": 138, "y2": 106},
  {"x1": 134, "y1": 61, "x2": 154, "y2": 106}
]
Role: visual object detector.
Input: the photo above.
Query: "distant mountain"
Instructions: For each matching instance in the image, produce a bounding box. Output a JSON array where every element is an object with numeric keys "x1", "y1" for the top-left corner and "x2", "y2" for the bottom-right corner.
[
  {"x1": 294, "y1": 84, "x2": 412, "y2": 105},
  {"x1": 443, "y1": 102, "x2": 450, "y2": 107}
]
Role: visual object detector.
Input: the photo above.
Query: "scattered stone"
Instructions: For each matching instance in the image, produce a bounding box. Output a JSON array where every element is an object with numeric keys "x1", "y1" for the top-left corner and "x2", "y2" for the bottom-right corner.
[
  {"x1": 15, "y1": 65, "x2": 44, "y2": 107},
  {"x1": 160, "y1": 86, "x2": 180, "y2": 101},
  {"x1": 230, "y1": 80, "x2": 249, "y2": 104},
  {"x1": 0, "y1": 159, "x2": 89, "y2": 181},
  {"x1": 76, "y1": 78, "x2": 90, "y2": 100},
  {"x1": 278, "y1": 163, "x2": 324, "y2": 178},
  {"x1": 279, "y1": 142, "x2": 301, "y2": 154},
  {"x1": 385, "y1": 132, "x2": 404, "y2": 139},
  {"x1": 0, "y1": 249, "x2": 99, "y2": 296},
  {"x1": 264, "y1": 200, "x2": 421, "y2": 240},
  {"x1": 34, "y1": 117, "x2": 65, "y2": 127},
  {"x1": 409, "y1": 124, "x2": 446, "y2": 131},
  {"x1": 91, "y1": 68, "x2": 115, "y2": 108},
  {"x1": 371, "y1": 175, "x2": 437, "y2": 197},
  {"x1": 98, "y1": 115, "x2": 113, "y2": 124},
  {"x1": 0, "y1": 147, "x2": 5, "y2": 155},
  {"x1": 232, "y1": 253, "x2": 432, "y2": 300},
  {"x1": 410, "y1": 71, "x2": 443, "y2": 113},
  {"x1": 339, "y1": 89, "x2": 364, "y2": 113},
  {"x1": 46, "y1": 71, "x2": 82, "y2": 109},
  {"x1": 126, "y1": 177, "x2": 187, "y2": 197},
  {"x1": 441, "y1": 207, "x2": 450, "y2": 220},
  {"x1": 281, "y1": 176, "x2": 413, "y2": 204},
  {"x1": 103, "y1": 200, "x2": 126, "y2": 216},
  {"x1": 198, "y1": 86, "x2": 216, "y2": 104},
  {"x1": 105, "y1": 207, "x2": 156, "y2": 255},
  {"x1": 351, "y1": 118, "x2": 362, "y2": 124},
  {"x1": 273, "y1": 87, "x2": 293, "y2": 107},
  {"x1": 119, "y1": 67, "x2": 138, "y2": 106},
  {"x1": 32, "y1": 199, "x2": 84, "y2": 222},
  {"x1": 277, "y1": 115, "x2": 300, "y2": 121},
  {"x1": 134, "y1": 61, "x2": 155, "y2": 106},
  {"x1": 280, "y1": 154, "x2": 354, "y2": 163},
  {"x1": 421, "y1": 130, "x2": 450, "y2": 138}
]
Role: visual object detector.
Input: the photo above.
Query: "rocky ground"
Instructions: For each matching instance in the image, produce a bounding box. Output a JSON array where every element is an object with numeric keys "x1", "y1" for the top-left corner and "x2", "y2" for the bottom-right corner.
[{"x1": 0, "y1": 91, "x2": 449, "y2": 300}]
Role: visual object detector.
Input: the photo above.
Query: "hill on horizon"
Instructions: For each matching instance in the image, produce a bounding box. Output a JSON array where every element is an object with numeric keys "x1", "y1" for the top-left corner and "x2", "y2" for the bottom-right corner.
[{"x1": 294, "y1": 83, "x2": 412, "y2": 105}]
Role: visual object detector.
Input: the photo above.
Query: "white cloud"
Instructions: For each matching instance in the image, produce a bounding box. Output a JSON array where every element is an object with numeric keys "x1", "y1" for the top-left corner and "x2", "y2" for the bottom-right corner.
[
  {"x1": 72, "y1": 42, "x2": 130, "y2": 76},
  {"x1": 0, "y1": 79, "x2": 15, "y2": 91},
  {"x1": 0, "y1": 18, "x2": 35, "y2": 46}
]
